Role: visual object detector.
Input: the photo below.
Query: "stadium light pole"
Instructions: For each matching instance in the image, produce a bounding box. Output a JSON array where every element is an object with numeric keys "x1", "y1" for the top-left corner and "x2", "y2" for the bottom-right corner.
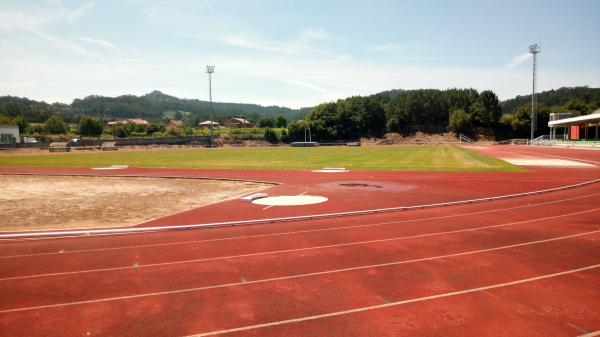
[
  {"x1": 529, "y1": 44, "x2": 540, "y2": 141},
  {"x1": 206, "y1": 65, "x2": 215, "y2": 146}
]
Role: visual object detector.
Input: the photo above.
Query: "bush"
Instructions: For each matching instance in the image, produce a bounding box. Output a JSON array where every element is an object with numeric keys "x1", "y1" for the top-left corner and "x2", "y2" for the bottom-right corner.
[
  {"x1": 258, "y1": 117, "x2": 275, "y2": 128},
  {"x1": 146, "y1": 123, "x2": 160, "y2": 135},
  {"x1": 264, "y1": 128, "x2": 278, "y2": 143},
  {"x1": 45, "y1": 115, "x2": 67, "y2": 134},
  {"x1": 448, "y1": 109, "x2": 471, "y2": 134},
  {"x1": 280, "y1": 129, "x2": 289, "y2": 143},
  {"x1": 114, "y1": 125, "x2": 129, "y2": 138},
  {"x1": 79, "y1": 116, "x2": 104, "y2": 138}
]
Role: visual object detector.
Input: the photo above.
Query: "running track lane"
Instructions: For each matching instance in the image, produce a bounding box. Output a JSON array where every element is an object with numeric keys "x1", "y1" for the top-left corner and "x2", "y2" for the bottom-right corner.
[
  {"x1": 0, "y1": 200, "x2": 598, "y2": 309},
  {"x1": 0, "y1": 184, "x2": 599, "y2": 336},
  {"x1": 1, "y1": 227, "x2": 598, "y2": 336},
  {"x1": 1, "y1": 184, "x2": 599, "y2": 278}
]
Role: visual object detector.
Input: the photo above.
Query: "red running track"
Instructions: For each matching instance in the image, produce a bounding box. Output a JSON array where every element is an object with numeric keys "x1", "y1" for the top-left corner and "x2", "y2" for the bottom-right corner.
[{"x1": 0, "y1": 145, "x2": 599, "y2": 336}]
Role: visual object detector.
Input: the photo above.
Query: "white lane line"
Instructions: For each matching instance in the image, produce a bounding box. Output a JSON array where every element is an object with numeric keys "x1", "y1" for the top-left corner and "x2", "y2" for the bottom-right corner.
[
  {"x1": 2, "y1": 178, "x2": 598, "y2": 239},
  {"x1": 2, "y1": 208, "x2": 598, "y2": 281},
  {"x1": 3, "y1": 191, "x2": 599, "y2": 260},
  {"x1": 578, "y1": 331, "x2": 600, "y2": 337},
  {"x1": 183, "y1": 263, "x2": 600, "y2": 337},
  {"x1": 1, "y1": 229, "x2": 599, "y2": 314},
  {"x1": 2, "y1": 207, "x2": 598, "y2": 281},
  {"x1": 507, "y1": 148, "x2": 600, "y2": 165}
]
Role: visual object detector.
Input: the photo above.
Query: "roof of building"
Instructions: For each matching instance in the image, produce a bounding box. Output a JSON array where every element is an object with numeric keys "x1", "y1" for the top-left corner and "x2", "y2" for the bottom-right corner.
[
  {"x1": 225, "y1": 118, "x2": 253, "y2": 124},
  {"x1": 128, "y1": 118, "x2": 150, "y2": 125},
  {"x1": 548, "y1": 109, "x2": 600, "y2": 127},
  {"x1": 0, "y1": 124, "x2": 19, "y2": 130},
  {"x1": 108, "y1": 118, "x2": 150, "y2": 126},
  {"x1": 198, "y1": 120, "x2": 219, "y2": 125}
]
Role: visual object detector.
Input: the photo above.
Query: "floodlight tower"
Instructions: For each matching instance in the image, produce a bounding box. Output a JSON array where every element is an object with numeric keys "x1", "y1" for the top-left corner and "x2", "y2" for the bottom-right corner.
[
  {"x1": 529, "y1": 43, "x2": 540, "y2": 141},
  {"x1": 206, "y1": 65, "x2": 215, "y2": 146}
]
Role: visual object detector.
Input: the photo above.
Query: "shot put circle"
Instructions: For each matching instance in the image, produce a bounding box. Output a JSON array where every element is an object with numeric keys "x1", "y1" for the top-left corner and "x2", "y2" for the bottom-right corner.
[{"x1": 251, "y1": 195, "x2": 328, "y2": 206}]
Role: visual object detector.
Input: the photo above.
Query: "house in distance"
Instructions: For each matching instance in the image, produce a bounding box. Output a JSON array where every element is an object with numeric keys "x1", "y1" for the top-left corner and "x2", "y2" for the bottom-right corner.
[
  {"x1": 198, "y1": 121, "x2": 220, "y2": 128},
  {"x1": 224, "y1": 118, "x2": 254, "y2": 128}
]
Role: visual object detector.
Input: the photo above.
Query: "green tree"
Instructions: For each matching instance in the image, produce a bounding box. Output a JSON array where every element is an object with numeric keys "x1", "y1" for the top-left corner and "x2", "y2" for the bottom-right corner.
[
  {"x1": 562, "y1": 98, "x2": 591, "y2": 115},
  {"x1": 146, "y1": 123, "x2": 160, "y2": 135},
  {"x1": 274, "y1": 115, "x2": 288, "y2": 128},
  {"x1": 258, "y1": 117, "x2": 275, "y2": 128},
  {"x1": 500, "y1": 104, "x2": 531, "y2": 137},
  {"x1": 471, "y1": 90, "x2": 500, "y2": 127},
  {"x1": 448, "y1": 109, "x2": 471, "y2": 134},
  {"x1": 44, "y1": 115, "x2": 67, "y2": 134},
  {"x1": 78, "y1": 116, "x2": 104, "y2": 138},
  {"x1": 13, "y1": 117, "x2": 28, "y2": 133},
  {"x1": 114, "y1": 125, "x2": 129, "y2": 138}
]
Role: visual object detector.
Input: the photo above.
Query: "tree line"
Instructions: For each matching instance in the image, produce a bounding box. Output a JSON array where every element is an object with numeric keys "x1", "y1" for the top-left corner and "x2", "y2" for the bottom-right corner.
[
  {"x1": 2, "y1": 86, "x2": 599, "y2": 141},
  {"x1": 286, "y1": 88, "x2": 502, "y2": 141},
  {"x1": 0, "y1": 90, "x2": 308, "y2": 124},
  {"x1": 285, "y1": 86, "x2": 600, "y2": 141}
]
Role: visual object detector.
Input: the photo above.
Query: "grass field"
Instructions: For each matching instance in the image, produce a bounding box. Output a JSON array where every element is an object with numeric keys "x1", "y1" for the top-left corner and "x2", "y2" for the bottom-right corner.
[{"x1": 0, "y1": 146, "x2": 521, "y2": 171}]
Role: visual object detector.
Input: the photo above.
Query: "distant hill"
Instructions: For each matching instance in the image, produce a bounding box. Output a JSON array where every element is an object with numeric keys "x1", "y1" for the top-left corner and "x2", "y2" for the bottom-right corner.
[
  {"x1": 2, "y1": 86, "x2": 599, "y2": 125},
  {"x1": 0, "y1": 90, "x2": 310, "y2": 123},
  {"x1": 500, "y1": 86, "x2": 600, "y2": 114}
]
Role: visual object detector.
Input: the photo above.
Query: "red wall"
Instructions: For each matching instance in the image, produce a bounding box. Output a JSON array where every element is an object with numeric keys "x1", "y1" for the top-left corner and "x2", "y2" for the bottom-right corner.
[{"x1": 570, "y1": 126, "x2": 580, "y2": 140}]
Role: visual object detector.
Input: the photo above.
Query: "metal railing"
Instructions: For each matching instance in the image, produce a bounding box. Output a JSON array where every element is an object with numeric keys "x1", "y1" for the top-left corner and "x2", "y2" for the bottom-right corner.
[{"x1": 459, "y1": 134, "x2": 475, "y2": 143}]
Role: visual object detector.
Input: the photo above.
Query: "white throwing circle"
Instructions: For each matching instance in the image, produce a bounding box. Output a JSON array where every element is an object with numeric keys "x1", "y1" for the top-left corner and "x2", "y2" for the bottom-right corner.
[{"x1": 251, "y1": 195, "x2": 328, "y2": 206}]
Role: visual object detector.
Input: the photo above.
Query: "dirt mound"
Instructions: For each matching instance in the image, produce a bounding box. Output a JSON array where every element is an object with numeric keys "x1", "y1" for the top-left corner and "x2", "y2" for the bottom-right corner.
[{"x1": 362, "y1": 132, "x2": 459, "y2": 145}]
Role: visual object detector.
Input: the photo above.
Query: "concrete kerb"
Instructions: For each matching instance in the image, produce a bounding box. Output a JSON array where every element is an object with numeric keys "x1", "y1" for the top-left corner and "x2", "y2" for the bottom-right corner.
[
  {"x1": 1, "y1": 176, "x2": 598, "y2": 239},
  {"x1": 0, "y1": 172, "x2": 280, "y2": 187}
]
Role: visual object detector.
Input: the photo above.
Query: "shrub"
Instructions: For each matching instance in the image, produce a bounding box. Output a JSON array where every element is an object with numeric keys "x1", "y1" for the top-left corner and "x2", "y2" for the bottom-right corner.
[
  {"x1": 448, "y1": 109, "x2": 471, "y2": 134},
  {"x1": 264, "y1": 128, "x2": 279, "y2": 143},
  {"x1": 44, "y1": 115, "x2": 67, "y2": 134},
  {"x1": 114, "y1": 125, "x2": 129, "y2": 138}
]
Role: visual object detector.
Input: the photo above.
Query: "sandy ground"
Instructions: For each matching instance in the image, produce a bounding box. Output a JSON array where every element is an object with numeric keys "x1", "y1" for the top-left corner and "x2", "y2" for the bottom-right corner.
[{"x1": 0, "y1": 175, "x2": 270, "y2": 231}]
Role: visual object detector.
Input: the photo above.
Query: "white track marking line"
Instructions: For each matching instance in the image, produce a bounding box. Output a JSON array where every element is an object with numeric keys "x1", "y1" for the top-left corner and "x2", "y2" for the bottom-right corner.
[
  {"x1": 1, "y1": 229, "x2": 599, "y2": 314},
  {"x1": 0, "y1": 230, "x2": 600, "y2": 314},
  {"x1": 579, "y1": 331, "x2": 600, "y2": 337},
  {"x1": 183, "y1": 263, "x2": 600, "y2": 337},
  {"x1": 3, "y1": 191, "x2": 599, "y2": 259},
  {"x1": 2, "y1": 208, "x2": 598, "y2": 281},
  {"x1": 0, "y1": 208, "x2": 600, "y2": 282},
  {"x1": 506, "y1": 148, "x2": 599, "y2": 165},
  {"x1": 2, "y1": 177, "x2": 598, "y2": 239}
]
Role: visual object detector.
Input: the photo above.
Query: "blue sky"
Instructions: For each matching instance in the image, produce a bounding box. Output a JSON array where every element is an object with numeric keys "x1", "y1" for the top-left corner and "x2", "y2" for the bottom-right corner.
[{"x1": 1, "y1": 0, "x2": 599, "y2": 108}]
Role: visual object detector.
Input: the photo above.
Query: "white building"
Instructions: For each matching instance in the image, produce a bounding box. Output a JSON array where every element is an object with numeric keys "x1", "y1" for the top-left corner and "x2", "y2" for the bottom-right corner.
[{"x1": 0, "y1": 125, "x2": 20, "y2": 145}]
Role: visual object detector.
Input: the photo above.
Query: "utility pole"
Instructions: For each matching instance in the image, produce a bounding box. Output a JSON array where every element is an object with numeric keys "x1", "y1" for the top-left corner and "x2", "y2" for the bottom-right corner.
[
  {"x1": 529, "y1": 44, "x2": 540, "y2": 141},
  {"x1": 206, "y1": 65, "x2": 215, "y2": 147}
]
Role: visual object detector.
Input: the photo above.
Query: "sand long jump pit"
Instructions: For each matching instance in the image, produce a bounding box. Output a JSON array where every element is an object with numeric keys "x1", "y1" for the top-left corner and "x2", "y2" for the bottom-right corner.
[{"x1": 0, "y1": 175, "x2": 271, "y2": 231}]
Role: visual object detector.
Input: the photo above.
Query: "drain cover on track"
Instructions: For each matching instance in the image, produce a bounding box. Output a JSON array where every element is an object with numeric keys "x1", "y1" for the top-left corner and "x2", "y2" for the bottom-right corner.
[{"x1": 251, "y1": 195, "x2": 328, "y2": 206}]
